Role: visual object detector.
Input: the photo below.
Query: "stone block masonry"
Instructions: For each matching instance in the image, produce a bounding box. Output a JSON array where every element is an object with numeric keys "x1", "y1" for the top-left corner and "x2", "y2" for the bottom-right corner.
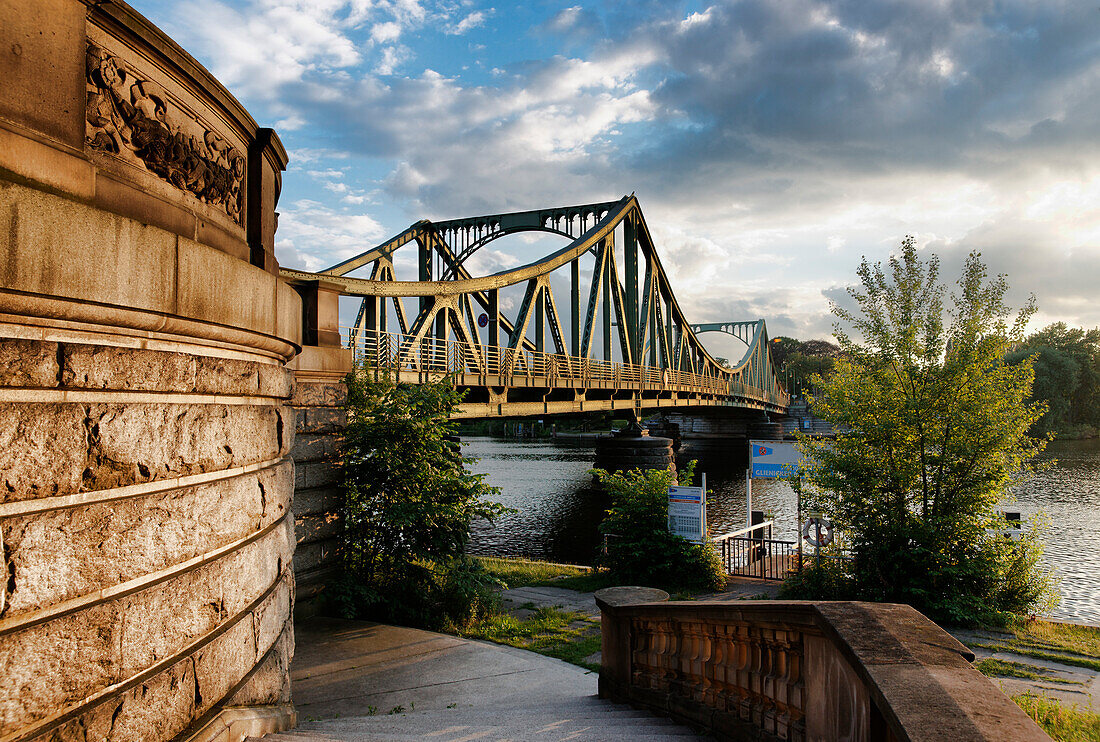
[
  {"x1": 287, "y1": 346, "x2": 353, "y2": 618},
  {"x1": 0, "y1": 1, "x2": 300, "y2": 740}
]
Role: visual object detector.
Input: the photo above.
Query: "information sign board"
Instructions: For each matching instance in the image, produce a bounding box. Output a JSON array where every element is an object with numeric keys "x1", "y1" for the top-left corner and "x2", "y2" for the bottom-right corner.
[
  {"x1": 750, "y1": 439, "x2": 801, "y2": 479},
  {"x1": 668, "y1": 485, "x2": 705, "y2": 543}
]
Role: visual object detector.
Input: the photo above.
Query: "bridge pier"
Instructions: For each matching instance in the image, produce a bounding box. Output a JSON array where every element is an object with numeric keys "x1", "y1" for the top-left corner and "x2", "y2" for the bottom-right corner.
[{"x1": 1, "y1": 4, "x2": 300, "y2": 739}]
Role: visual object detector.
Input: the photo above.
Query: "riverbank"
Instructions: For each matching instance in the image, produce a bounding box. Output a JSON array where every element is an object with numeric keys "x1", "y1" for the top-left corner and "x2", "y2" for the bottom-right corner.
[{"x1": 466, "y1": 557, "x2": 1100, "y2": 741}]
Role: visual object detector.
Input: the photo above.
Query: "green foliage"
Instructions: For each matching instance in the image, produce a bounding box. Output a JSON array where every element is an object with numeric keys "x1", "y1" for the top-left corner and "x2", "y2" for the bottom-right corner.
[
  {"x1": 777, "y1": 556, "x2": 858, "y2": 600},
  {"x1": 1007, "y1": 322, "x2": 1100, "y2": 437},
  {"x1": 771, "y1": 337, "x2": 842, "y2": 395},
  {"x1": 795, "y1": 238, "x2": 1057, "y2": 624},
  {"x1": 975, "y1": 658, "x2": 1081, "y2": 684},
  {"x1": 592, "y1": 462, "x2": 725, "y2": 592},
  {"x1": 472, "y1": 557, "x2": 617, "y2": 592},
  {"x1": 337, "y1": 372, "x2": 512, "y2": 629}
]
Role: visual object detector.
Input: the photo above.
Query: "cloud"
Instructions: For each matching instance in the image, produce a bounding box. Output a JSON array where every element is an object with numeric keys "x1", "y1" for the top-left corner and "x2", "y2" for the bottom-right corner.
[
  {"x1": 151, "y1": 0, "x2": 1100, "y2": 340},
  {"x1": 447, "y1": 10, "x2": 487, "y2": 35},
  {"x1": 275, "y1": 199, "x2": 386, "y2": 270}
]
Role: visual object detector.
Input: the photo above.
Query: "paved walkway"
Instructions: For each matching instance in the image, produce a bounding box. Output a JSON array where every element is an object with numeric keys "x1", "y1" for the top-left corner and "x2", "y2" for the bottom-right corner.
[{"x1": 257, "y1": 617, "x2": 705, "y2": 742}]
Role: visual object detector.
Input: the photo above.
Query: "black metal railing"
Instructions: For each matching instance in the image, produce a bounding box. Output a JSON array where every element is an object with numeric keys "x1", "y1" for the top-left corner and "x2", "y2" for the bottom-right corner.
[{"x1": 712, "y1": 520, "x2": 798, "y2": 580}]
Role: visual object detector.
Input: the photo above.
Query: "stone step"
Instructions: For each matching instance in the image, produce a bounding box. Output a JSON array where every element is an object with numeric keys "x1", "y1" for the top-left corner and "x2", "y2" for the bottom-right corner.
[{"x1": 256, "y1": 699, "x2": 705, "y2": 741}]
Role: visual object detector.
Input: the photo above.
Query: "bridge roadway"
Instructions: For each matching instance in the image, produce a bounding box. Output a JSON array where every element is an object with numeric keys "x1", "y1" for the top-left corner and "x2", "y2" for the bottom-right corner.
[{"x1": 284, "y1": 195, "x2": 790, "y2": 419}]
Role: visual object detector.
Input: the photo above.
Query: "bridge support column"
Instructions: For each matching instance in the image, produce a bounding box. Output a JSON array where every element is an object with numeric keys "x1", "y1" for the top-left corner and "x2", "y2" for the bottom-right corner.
[
  {"x1": 288, "y1": 346, "x2": 353, "y2": 618},
  {"x1": 0, "y1": 4, "x2": 299, "y2": 739}
]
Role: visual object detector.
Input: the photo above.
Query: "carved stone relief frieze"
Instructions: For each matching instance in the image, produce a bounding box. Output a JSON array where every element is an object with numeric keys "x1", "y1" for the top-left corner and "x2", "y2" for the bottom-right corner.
[{"x1": 85, "y1": 43, "x2": 245, "y2": 225}]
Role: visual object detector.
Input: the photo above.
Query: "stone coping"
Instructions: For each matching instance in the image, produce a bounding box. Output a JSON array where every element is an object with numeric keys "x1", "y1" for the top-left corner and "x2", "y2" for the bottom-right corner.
[{"x1": 598, "y1": 595, "x2": 1049, "y2": 742}]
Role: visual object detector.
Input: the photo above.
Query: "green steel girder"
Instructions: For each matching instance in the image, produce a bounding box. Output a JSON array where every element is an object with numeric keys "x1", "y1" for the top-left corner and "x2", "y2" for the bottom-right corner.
[{"x1": 281, "y1": 194, "x2": 789, "y2": 408}]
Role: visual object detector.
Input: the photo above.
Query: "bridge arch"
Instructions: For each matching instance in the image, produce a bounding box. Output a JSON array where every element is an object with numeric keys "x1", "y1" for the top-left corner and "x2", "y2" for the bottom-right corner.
[{"x1": 282, "y1": 196, "x2": 790, "y2": 416}]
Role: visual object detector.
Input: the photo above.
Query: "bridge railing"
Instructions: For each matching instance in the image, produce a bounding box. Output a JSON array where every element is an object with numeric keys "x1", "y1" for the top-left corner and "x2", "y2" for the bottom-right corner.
[{"x1": 345, "y1": 328, "x2": 789, "y2": 407}]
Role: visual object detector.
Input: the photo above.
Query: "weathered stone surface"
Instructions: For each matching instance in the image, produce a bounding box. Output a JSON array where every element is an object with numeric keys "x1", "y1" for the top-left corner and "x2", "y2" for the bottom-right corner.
[
  {"x1": 259, "y1": 363, "x2": 295, "y2": 399},
  {"x1": 58, "y1": 344, "x2": 296, "y2": 400},
  {"x1": 0, "y1": 528, "x2": 291, "y2": 732},
  {"x1": 84, "y1": 403, "x2": 282, "y2": 491},
  {"x1": 193, "y1": 615, "x2": 259, "y2": 717},
  {"x1": 253, "y1": 576, "x2": 293, "y2": 660},
  {"x1": 193, "y1": 355, "x2": 260, "y2": 396},
  {"x1": 290, "y1": 432, "x2": 340, "y2": 463},
  {"x1": 0, "y1": 338, "x2": 59, "y2": 387},
  {"x1": 0, "y1": 529, "x2": 7, "y2": 616},
  {"x1": 290, "y1": 379, "x2": 346, "y2": 408},
  {"x1": 292, "y1": 541, "x2": 331, "y2": 574},
  {"x1": 294, "y1": 406, "x2": 347, "y2": 434},
  {"x1": 44, "y1": 657, "x2": 198, "y2": 742},
  {"x1": 293, "y1": 485, "x2": 342, "y2": 517},
  {"x1": 0, "y1": 402, "x2": 286, "y2": 502},
  {"x1": 0, "y1": 601, "x2": 120, "y2": 730},
  {"x1": 2, "y1": 461, "x2": 292, "y2": 616},
  {"x1": 62, "y1": 344, "x2": 197, "y2": 392},
  {"x1": 229, "y1": 628, "x2": 294, "y2": 706},
  {"x1": 0, "y1": 403, "x2": 85, "y2": 502},
  {"x1": 294, "y1": 460, "x2": 340, "y2": 490},
  {"x1": 295, "y1": 512, "x2": 342, "y2": 546}
]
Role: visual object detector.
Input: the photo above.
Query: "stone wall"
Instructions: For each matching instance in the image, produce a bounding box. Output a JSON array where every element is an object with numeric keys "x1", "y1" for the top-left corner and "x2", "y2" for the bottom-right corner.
[
  {"x1": 288, "y1": 346, "x2": 353, "y2": 616},
  {"x1": 0, "y1": 2, "x2": 300, "y2": 740}
]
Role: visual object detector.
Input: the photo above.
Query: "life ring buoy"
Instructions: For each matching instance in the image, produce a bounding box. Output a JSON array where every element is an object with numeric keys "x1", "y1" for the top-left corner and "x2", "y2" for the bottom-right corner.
[{"x1": 802, "y1": 517, "x2": 834, "y2": 548}]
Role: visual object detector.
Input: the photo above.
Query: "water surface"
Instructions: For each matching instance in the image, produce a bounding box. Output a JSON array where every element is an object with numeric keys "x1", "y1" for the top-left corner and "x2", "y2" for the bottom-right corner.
[{"x1": 464, "y1": 435, "x2": 1100, "y2": 624}]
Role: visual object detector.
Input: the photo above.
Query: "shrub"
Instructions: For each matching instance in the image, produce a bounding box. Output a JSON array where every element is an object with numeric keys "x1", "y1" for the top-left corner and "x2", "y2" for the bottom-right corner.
[
  {"x1": 337, "y1": 372, "x2": 511, "y2": 629},
  {"x1": 593, "y1": 462, "x2": 725, "y2": 593},
  {"x1": 796, "y1": 239, "x2": 1058, "y2": 625}
]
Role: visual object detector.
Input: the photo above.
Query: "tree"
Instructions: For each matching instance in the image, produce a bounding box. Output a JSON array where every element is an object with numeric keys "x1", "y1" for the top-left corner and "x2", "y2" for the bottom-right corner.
[
  {"x1": 1008, "y1": 322, "x2": 1100, "y2": 435},
  {"x1": 771, "y1": 336, "x2": 842, "y2": 395},
  {"x1": 1005, "y1": 346, "x2": 1080, "y2": 436},
  {"x1": 337, "y1": 372, "x2": 511, "y2": 628},
  {"x1": 796, "y1": 237, "x2": 1056, "y2": 624}
]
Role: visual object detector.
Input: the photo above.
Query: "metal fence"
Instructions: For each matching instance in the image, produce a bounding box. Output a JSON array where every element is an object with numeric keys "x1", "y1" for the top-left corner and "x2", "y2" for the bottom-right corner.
[
  {"x1": 712, "y1": 520, "x2": 799, "y2": 581},
  {"x1": 345, "y1": 327, "x2": 789, "y2": 407}
]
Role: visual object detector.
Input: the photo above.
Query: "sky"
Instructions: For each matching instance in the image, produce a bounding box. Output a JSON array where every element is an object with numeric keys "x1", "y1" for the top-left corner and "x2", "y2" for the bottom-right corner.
[{"x1": 136, "y1": 0, "x2": 1100, "y2": 346}]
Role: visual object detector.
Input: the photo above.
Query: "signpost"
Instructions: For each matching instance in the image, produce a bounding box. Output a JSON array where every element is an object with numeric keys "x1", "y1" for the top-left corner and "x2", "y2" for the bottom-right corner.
[
  {"x1": 668, "y1": 473, "x2": 707, "y2": 544},
  {"x1": 749, "y1": 439, "x2": 803, "y2": 563}
]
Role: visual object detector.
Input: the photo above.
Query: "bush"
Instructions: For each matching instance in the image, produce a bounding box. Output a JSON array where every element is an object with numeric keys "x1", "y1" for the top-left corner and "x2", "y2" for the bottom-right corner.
[
  {"x1": 778, "y1": 556, "x2": 858, "y2": 600},
  {"x1": 336, "y1": 372, "x2": 511, "y2": 629},
  {"x1": 593, "y1": 462, "x2": 725, "y2": 593}
]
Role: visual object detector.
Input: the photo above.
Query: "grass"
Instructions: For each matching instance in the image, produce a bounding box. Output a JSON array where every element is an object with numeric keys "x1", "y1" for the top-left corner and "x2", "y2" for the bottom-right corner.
[
  {"x1": 461, "y1": 605, "x2": 602, "y2": 672},
  {"x1": 1012, "y1": 693, "x2": 1100, "y2": 742},
  {"x1": 1005, "y1": 618, "x2": 1100, "y2": 660},
  {"x1": 968, "y1": 642, "x2": 1100, "y2": 673},
  {"x1": 975, "y1": 658, "x2": 1084, "y2": 685},
  {"x1": 472, "y1": 556, "x2": 618, "y2": 592}
]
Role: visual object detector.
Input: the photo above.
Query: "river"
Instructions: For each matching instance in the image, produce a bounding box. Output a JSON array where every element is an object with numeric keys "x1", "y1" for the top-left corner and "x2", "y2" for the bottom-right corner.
[{"x1": 464, "y1": 435, "x2": 1100, "y2": 624}]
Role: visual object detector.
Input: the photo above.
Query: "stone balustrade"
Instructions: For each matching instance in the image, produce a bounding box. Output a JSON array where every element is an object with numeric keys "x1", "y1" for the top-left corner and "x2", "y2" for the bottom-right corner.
[{"x1": 595, "y1": 588, "x2": 1050, "y2": 742}]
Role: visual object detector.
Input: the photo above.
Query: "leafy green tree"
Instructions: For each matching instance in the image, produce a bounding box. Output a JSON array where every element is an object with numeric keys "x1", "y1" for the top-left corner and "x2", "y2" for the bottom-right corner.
[
  {"x1": 1009, "y1": 323, "x2": 1100, "y2": 435},
  {"x1": 336, "y1": 372, "x2": 511, "y2": 628},
  {"x1": 771, "y1": 337, "x2": 842, "y2": 395},
  {"x1": 1005, "y1": 346, "x2": 1080, "y2": 436},
  {"x1": 796, "y1": 237, "x2": 1056, "y2": 624},
  {"x1": 593, "y1": 462, "x2": 725, "y2": 592}
]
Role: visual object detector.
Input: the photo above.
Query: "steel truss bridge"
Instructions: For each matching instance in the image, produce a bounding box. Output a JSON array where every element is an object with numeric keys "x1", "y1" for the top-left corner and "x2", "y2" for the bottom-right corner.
[{"x1": 282, "y1": 195, "x2": 789, "y2": 419}]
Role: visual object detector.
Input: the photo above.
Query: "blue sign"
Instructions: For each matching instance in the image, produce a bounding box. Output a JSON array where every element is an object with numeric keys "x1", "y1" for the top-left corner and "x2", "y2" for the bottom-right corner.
[{"x1": 750, "y1": 439, "x2": 801, "y2": 479}]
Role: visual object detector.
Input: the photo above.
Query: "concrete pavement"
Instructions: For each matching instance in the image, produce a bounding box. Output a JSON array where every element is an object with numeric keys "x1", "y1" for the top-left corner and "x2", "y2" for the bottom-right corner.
[{"x1": 257, "y1": 617, "x2": 705, "y2": 741}]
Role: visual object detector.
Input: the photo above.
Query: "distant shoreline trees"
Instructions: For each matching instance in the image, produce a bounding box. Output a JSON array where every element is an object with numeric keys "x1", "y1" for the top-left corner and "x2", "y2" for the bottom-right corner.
[{"x1": 1007, "y1": 323, "x2": 1100, "y2": 439}]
